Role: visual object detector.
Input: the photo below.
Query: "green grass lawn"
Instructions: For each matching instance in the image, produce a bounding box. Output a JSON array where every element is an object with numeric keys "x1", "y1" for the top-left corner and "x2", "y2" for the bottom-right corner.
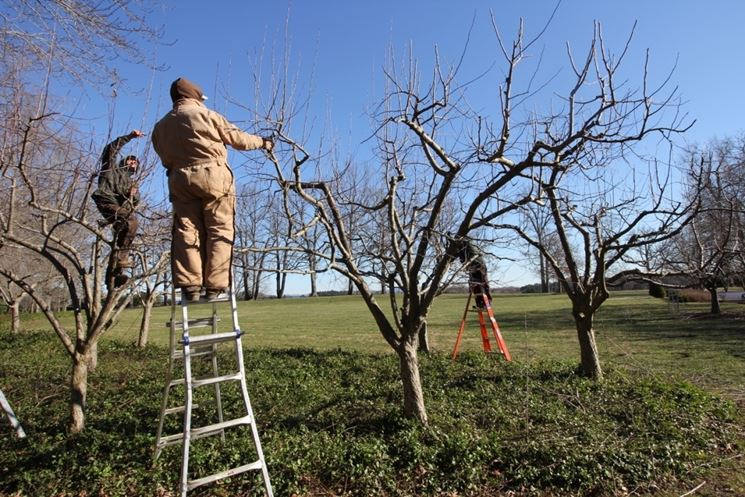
[
  {"x1": 91, "y1": 290, "x2": 745, "y2": 399},
  {"x1": 1, "y1": 290, "x2": 743, "y2": 496},
  {"x1": 8, "y1": 289, "x2": 745, "y2": 401}
]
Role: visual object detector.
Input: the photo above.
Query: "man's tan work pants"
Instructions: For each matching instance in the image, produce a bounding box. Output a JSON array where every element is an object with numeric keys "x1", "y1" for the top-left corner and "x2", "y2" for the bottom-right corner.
[{"x1": 168, "y1": 163, "x2": 235, "y2": 290}]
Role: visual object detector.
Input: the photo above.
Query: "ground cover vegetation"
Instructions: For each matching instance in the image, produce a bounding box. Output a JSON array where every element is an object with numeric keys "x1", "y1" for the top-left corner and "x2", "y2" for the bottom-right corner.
[{"x1": 1, "y1": 292, "x2": 743, "y2": 496}]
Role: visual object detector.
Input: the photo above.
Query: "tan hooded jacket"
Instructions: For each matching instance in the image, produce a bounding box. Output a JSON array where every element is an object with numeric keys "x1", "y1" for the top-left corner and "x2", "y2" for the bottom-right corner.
[{"x1": 152, "y1": 79, "x2": 264, "y2": 170}]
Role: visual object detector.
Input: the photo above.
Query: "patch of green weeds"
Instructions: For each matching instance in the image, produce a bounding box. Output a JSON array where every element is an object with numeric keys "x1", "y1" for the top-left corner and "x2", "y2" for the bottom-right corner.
[{"x1": 0, "y1": 332, "x2": 740, "y2": 497}]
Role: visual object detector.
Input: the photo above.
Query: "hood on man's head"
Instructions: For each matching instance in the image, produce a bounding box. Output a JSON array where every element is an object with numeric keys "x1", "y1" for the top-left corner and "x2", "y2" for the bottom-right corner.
[
  {"x1": 169, "y1": 77, "x2": 208, "y2": 103},
  {"x1": 120, "y1": 155, "x2": 138, "y2": 171}
]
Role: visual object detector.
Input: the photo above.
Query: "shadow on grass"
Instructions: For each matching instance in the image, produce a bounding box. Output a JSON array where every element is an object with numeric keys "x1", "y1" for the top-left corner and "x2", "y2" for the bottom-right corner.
[{"x1": 495, "y1": 299, "x2": 745, "y2": 346}]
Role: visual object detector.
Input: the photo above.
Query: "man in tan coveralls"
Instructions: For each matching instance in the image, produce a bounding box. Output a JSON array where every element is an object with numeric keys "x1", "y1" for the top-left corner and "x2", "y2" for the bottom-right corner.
[{"x1": 152, "y1": 77, "x2": 273, "y2": 302}]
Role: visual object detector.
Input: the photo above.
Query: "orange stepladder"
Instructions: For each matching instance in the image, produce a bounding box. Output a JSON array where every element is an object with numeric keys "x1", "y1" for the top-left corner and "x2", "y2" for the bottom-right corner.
[{"x1": 451, "y1": 287, "x2": 511, "y2": 362}]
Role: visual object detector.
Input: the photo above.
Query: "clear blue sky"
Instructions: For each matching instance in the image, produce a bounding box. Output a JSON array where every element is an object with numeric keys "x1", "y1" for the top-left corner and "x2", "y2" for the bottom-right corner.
[{"x1": 91, "y1": 0, "x2": 745, "y2": 294}]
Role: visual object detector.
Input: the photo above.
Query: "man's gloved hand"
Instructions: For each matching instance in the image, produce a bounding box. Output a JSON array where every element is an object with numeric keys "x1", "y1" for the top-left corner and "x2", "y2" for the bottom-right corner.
[
  {"x1": 262, "y1": 137, "x2": 274, "y2": 152},
  {"x1": 130, "y1": 129, "x2": 144, "y2": 138}
]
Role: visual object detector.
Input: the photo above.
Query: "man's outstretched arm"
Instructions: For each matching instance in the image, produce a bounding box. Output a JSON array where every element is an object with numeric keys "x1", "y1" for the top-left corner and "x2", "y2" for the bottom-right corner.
[{"x1": 99, "y1": 130, "x2": 144, "y2": 171}]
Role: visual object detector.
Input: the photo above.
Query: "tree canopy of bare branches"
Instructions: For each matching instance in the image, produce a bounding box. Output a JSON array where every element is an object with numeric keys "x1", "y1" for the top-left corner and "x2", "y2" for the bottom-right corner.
[
  {"x1": 492, "y1": 22, "x2": 698, "y2": 379},
  {"x1": 660, "y1": 135, "x2": 745, "y2": 312},
  {"x1": 0, "y1": 106, "x2": 169, "y2": 432},
  {"x1": 254, "y1": 15, "x2": 698, "y2": 426},
  {"x1": 0, "y1": 0, "x2": 166, "y2": 433},
  {"x1": 0, "y1": 0, "x2": 162, "y2": 90}
]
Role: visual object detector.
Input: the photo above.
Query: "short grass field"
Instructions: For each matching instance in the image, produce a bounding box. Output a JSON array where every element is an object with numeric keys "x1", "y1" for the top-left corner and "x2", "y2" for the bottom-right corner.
[
  {"x1": 1, "y1": 290, "x2": 744, "y2": 496},
  {"x1": 97, "y1": 290, "x2": 745, "y2": 401}
]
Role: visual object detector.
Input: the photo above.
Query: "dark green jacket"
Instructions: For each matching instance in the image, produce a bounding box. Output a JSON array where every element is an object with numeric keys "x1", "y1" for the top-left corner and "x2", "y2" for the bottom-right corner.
[{"x1": 92, "y1": 134, "x2": 140, "y2": 206}]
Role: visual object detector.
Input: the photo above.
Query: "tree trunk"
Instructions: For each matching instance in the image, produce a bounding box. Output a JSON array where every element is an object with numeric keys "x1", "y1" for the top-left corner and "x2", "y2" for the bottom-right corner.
[
  {"x1": 88, "y1": 341, "x2": 98, "y2": 371},
  {"x1": 308, "y1": 255, "x2": 318, "y2": 297},
  {"x1": 417, "y1": 321, "x2": 430, "y2": 353},
  {"x1": 138, "y1": 298, "x2": 154, "y2": 348},
  {"x1": 347, "y1": 279, "x2": 354, "y2": 296},
  {"x1": 540, "y1": 254, "x2": 549, "y2": 293},
  {"x1": 708, "y1": 286, "x2": 721, "y2": 314},
  {"x1": 242, "y1": 269, "x2": 251, "y2": 300},
  {"x1": 309, "y1": 271, "x2": 317, "y2": 297},
  {"x1": 574, "y1": 309, "x2": 603, "y2": 379},
  {"x1": 397, "y1": 337, "x2": 428, "y2": 424},
  {"x1": 9, "y1": 301, "x2": 20, "y2": 334},
  {"x1": 251, "y1": 271, "x2": 262, "y2": 300},
  {"x1": 276, "y1": 272, "x2": 286, "y2": 299},
  {"x1": 69, "y1": 349, "x2": 90, "y2": 433}
]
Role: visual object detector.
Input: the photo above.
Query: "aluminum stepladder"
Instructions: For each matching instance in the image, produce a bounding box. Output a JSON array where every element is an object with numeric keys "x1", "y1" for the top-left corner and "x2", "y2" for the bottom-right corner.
[
  {"x1": 0, "y1": 388, "x2": 26, "y2": 438},
  {"x1": 451, "y1": 284, "x2": 512, "y2": 362},
  {"x1": 153, "y1": 277, "x2": 273, "y2": 497}
]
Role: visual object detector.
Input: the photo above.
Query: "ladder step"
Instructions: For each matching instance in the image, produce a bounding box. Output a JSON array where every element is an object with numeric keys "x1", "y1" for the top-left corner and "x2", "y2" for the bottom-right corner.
[
  {"x1": 171, "y1": 347, "x2": 214, "y2": 361},
  {"x1": 166, "y1": 317, "x2": 220, "y2": 328},
  {"x1": 183, "y1": 330, "x2": 242, "y2": 347},
  {"x1": 168, "y1": 378, "x2": 186, "y2": 388},
  {"x1": 187, "y1": 460, "x2": 264, "y2": 491},
  {"x1": 155, "y1": 429, "x2": 226, "y2": 447},
  {"x1": 163, "y1": 403, "x2": 202, "y2": 415},
  {"x1": 168, "y1": 369, "x2": 240, "y2": 389},
  {"x1": 190, "y1": 415, "x2": 253, "y2": 439},
  {"x1": 168, "y1": 372, "x2": 241, "y2": 388},
  {"x1": 156, "y1": 426, "x2": 226, "y2": 448},
  {"x1": 192, "y1": 372, "x2": 242, "y2": 388},
  {"x1": 156, "y1": 415, "x2": 252, "y2": 448},
  {"x1": 182, "y1": 294, "x2": 231, "y2": 305},
  {"x1": 156, "y1": 433, "x2": 183, "y2": 448}
]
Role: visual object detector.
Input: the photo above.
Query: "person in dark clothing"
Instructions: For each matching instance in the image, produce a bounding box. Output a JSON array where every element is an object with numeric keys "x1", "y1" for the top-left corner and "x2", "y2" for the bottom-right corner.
[
  {"x1": 92, "y1": 130, "x2": 143, "y2": 282},
  {"x1": 457, "y1": 240, "x2": 493, "y2": 309}
]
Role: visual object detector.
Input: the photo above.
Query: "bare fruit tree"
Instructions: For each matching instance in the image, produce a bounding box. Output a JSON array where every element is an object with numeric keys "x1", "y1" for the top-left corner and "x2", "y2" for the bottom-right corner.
[
  {"x1": 134, "y1": 212, "x2": 171, "y2": 348},
  {"x1": 661, "y1": 137, "x2": 745, "y2": 313},
  {"x1": 260, "y1": 22, "x2": 570, "y2": 423},
  {"x1": 0, "y1": 0, "x2": 164, "y2": 433},
  {"x1": 0, "y1": 245, "x2": 59, "y2": 333},
  {"x1": 494, "y1": 23, "x2": 698, "y2": 379},
  {"x1": 520, "y1": 201, "x2": 555, "y2": 293},
  {"x1": 0, "y1": 276, "x2": 27, "y2": 334},
  {"x1": 0, "y1": 108, "x2": 167, "y2": 432},
  {"x1": 234, "y1": 183, "x2": 274, "y2": 300}
]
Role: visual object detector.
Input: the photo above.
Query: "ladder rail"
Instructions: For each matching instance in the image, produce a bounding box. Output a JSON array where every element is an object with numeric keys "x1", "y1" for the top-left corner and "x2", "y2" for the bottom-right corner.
[
  {"x1": 179, "y1": 295, "x2": 194, "y2": 497},
  {"x1": 0, "y1": 388, "x2": 26, "y2": 438},
  {"x1": 451, "y1": 291, "x2": 473, "y2": 360},
  {"x1": 235, "y1": 332, "x2": 273, "y2": 496},
  {"x1": 451, "y1": 286, "x2": 511, "y2": 361},
  {"x1": 210, "y1": 305, "x2": 225, "y2": 441},
  {"x1": 484, "y1": 303, "x2": 512, "y2": 361},
  {"x1": 153, "y1": 285, "x2": 181, "y2": 462},
  {"x1": 154, "y1": 277, "x2": 273, "y2": 497},
  {"x1": 228, "y1": 277, "x2": 273, "y2": 496}
]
